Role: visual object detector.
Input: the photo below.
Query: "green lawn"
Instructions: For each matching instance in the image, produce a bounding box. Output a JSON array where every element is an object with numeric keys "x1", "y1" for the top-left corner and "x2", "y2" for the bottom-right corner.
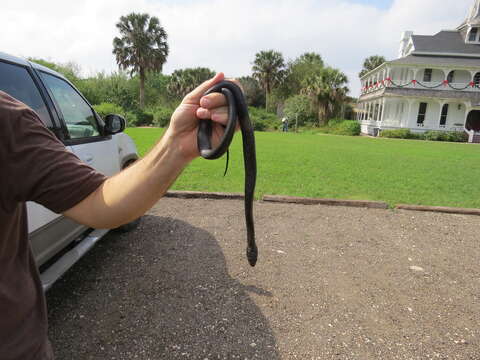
[{"x1": 125, "y1": 127, "x2": 480, "y2": 208}]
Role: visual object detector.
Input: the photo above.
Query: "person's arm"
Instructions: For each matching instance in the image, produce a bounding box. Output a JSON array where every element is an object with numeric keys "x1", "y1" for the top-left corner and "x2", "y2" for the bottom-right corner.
[{"x1": 64, "y1": 72, "x2": 235, "y2": 229}]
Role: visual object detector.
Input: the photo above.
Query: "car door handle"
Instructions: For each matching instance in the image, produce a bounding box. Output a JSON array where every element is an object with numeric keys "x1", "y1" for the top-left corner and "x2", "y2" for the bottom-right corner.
[{"x1": 83, "y1": 155, "x2": 94, "y2": 164}]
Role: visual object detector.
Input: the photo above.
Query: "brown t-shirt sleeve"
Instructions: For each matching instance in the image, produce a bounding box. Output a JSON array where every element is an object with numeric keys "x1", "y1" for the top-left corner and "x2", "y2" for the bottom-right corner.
[{"x1": 3, "y1": 103, "x2": 106, "y2": 214}]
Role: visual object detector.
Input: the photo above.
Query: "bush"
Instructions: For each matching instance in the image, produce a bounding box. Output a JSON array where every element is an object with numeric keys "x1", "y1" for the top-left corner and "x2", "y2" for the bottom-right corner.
[
  {"x1": 147, "y1": 106, "x2": 174, "y2": 127},
  {"x1": 248, "y1": 106, "x2": 279, "y2": 131},
  {"x1": 424, "y1": 130, "x2": 468, "y2": 142},
  {"x1": 153, "y1": 107, "x2": 175, "y2": 127},
  {"x1": 379, "y1": 129, "x2": 415, "y2": 139},
  {"x1": 93, "y1": 102, "x2": 125, "y2": 119},
  {"x1": 332, "y1": 120, "x2": 361, "y2": 136},
  {"x1": 424, "y1": 131, "x2": 448, "y2": 141},
  {"x1": 380, "y1": 129, "x2": 467, "y2": 142},
  {"x1": 317, "y1": 119, "x2": 360, "y2": 136},
  {"x1": 134, "y1": 110, "x2": 154, "y2": 126},
  {"x1": 447, "y1": 131, "x2": 468, "y2": 142},
  {"x1": 124, "y1": 112, "x2": 138, "y2": 127}
]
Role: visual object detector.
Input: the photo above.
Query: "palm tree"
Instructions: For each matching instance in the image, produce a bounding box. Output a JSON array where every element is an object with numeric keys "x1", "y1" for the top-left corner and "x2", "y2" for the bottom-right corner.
[
  {"x1": 113, "y1": 13, "x2": 169, "y2": 109},
  {"x1": 252, "y1": 50, "x2": 286, "y2": 110},
  {"x1": 359, "y1": 55, "x2": 386, "y2": 78},
  {"x1": 238, "y1": 76, "x2": 265, "y2": 107},
  {"x1": 301, "y1": 67, "x2": 349, "y2": 125},
  {"x1": 167, "y1": 68, "x2": 216, "y2": 99}
]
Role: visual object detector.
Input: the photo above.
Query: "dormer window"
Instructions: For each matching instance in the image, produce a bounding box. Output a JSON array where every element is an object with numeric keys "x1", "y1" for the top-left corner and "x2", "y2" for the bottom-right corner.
[{"x1": 469, "y1": 27, "x2": 479, "y2": 42}]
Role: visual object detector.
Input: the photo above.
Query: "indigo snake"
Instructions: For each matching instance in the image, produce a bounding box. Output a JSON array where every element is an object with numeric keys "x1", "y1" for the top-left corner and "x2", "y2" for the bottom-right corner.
[{"x1": 197, "y1": 80, "x2": 258, "y2": 267}]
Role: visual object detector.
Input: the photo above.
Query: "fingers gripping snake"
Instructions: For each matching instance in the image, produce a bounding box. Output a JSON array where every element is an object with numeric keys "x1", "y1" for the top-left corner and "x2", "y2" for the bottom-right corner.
[{"x1": 197, "y1": 80, "x2": 258, "y2": 267}]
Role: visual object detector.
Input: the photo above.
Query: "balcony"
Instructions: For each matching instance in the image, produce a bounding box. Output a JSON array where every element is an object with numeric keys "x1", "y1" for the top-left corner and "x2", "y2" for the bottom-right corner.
[{"x1": 361, "y1": 79, "x2": 480, "y2": 95}]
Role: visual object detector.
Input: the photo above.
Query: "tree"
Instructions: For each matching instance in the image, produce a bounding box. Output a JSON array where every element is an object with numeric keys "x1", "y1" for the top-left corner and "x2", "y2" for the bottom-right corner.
[
  {"x1": 238, "y1": 76, "x2": 265, "y2": 107},
  {"x1": 301, "y1": 67, "x2": 349, "y2": 125},
  {"x1": 167, "y1": 68, "x2": 216, "y2": 99},
  {"x1": 283, "y1": 94, "x2": 316, "y2": 128},
  {"x1": 359, "y1": 55, "x2": 386, "y2": 78},
  {"x1": 252, "y1": 50, "x2": 286, "y2": 110},
  {"x1": 28, "y1": 58, "x2": 81, "y2": 84},
  {"x1": 113, "y1": 13, "x2": 169, "y2": 109},
  {"x1": 277, "y1": 52, "x2": 324, "y2": 100}
]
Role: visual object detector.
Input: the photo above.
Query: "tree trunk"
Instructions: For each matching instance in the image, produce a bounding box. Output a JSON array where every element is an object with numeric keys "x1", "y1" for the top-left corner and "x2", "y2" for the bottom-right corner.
[
  {"x1": 139, "y1": 68, "x2": 145, "y2": 109},
  {"x1": 317, "y1": 103, "x2": 327, "y2": 126}
]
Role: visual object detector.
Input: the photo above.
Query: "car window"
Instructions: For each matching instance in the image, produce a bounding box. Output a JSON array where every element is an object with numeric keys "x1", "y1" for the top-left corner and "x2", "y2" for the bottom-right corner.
[
  {"x1": 40, "y1": 72, "x2": 100, "y2": 139},
  {"x1": 0, "y1": 61, "x2": 53, "y2": 129}
]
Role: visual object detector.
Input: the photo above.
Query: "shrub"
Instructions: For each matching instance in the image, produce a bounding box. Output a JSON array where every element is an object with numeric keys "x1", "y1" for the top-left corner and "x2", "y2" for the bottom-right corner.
[
  {"x1": 424, "y1": 130, "x2": 468, "y2": 142},
  {"x1": 317, "y1": 119, "x2": 360, "y2": 136},
  {"x1": 446, "y1": 131, "x2": 468, "y2": 142},
  {"x1": 134, "y1": 110, "x2": 154, "y2": 126},
  {"x1": 330, "y1": 120, "x2": 360, "y2": 136},
  {"x1": 124, "y1": 112, "x2": 138, "y2": 127},
  {"x1": 424, "y1": 131, "x2": 448, "y2": 141},
  {"x1": 380, "y1": 129, "x2": 414, "y2": 139},
  {"x1": 380, "y1": 129, "x2": 467, "y2": 142},
  {"x1": 93, "y1": 102, "x2": 125, "y2": 119},
  {"x1": 248, "y1": 106, "x2": 279, "y2": 131},
  {"x1": 149, "y1": 106, "x2": 174, "y2": 127}
]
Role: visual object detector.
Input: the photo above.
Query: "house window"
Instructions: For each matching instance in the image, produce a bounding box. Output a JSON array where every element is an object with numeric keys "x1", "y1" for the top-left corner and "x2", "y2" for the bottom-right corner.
[
  {"x1": 423, "y1": 69, "x2": 433, "y2": 82},
  {"x1": 440, "y1": 104, "x2": 449, "y2": 126},
  {"x1": 447, "y1": 71, "x2": 455, "y2": 83},
  {"x1": 469, "y1": 27, "x2": 478, "y2": 42},
  {"x1": 417, "y1": 102, "x2": 428, "y2": 125}
]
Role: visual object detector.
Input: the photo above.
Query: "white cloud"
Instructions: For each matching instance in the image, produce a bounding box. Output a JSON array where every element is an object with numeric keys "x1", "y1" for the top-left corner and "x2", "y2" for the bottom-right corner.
[{"x1": 0, "y1": 0, "x2": 474, "y2": 96}]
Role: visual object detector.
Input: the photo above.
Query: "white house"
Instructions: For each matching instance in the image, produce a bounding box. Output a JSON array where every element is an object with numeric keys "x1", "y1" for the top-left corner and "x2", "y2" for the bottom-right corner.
[{"x1": 357, "y1": 0, "x2": 480, "y2": 143}]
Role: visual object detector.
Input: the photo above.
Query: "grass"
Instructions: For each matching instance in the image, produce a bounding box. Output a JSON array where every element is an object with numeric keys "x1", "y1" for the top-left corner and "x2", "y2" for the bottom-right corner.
[{"x1": 125, "y1": 127, "x2": 480, "y2": 208}]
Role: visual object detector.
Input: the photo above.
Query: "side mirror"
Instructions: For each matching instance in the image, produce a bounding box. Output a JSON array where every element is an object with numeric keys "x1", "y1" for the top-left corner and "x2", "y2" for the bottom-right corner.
[{"x1": 104, "y1": 114, "x2": 126, "y2": 135}]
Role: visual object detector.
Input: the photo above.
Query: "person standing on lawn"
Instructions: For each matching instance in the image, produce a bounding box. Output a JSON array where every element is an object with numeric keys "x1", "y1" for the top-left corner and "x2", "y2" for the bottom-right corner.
[
  {"x1": 282, "y1": 117, "x2": 289, "y2": 132},
  {"x1": 0, "y1": 73, "x2": 237, "y2": 360}
]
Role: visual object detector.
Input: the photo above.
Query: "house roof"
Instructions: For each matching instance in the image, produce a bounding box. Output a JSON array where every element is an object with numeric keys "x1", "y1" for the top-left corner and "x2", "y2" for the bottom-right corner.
[
  {"x1": 389, "y1": 54, "x2": 480, "y2": 68},
  {"x1": 411, "y1": 31, "x2": 480, "y2": 56}
]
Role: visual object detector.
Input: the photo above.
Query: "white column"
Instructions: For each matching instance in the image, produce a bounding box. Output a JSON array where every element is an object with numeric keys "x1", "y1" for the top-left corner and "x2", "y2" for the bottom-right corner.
[
  {"x1": 381, "y1": 98, "x2": 386, "y2": 123},
  {"x1": 412, "y1": 68, "x2": 419, "y2": 82},
  {"x1": 437, "y1": 100, "x2": 446, "y2": 129},
  {"x1": 406, "y1": 99, "x2": 414, "y2": 128},
  {"x1": 377, "y1": 100, "x2": 381, "y2": 122},
  {"x1": 469, "y1": 70, "x2": 476, "y2": 83},
  {"x1": 442, "y1": 69, "x2": 450, "y2": 80}
]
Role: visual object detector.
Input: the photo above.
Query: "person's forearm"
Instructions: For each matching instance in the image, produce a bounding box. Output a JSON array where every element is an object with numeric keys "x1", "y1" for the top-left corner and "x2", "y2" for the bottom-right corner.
[{"x1": 64, "y1": 130, "x2": 190, "y2": 229}]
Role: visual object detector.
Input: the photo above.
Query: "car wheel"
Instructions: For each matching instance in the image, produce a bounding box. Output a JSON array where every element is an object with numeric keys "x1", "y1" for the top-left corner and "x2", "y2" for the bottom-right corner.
[
  {"x1": 114, "y1": 217, "x2": 141, "y2": 233},
  {"x1": 114, "y1": 159, "x2": 141, "y2": 233}
]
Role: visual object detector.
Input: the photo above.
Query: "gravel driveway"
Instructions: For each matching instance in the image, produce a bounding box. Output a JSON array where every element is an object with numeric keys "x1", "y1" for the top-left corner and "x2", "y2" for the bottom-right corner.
[{"x1": 47, "y1": 198, "x2": 480, "y2": 359}]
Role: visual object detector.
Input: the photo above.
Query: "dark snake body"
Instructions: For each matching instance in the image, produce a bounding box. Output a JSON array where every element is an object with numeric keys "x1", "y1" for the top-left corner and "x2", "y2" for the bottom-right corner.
[{"x1": 197, "y1": 81, "x2": 258, "y2": 267}]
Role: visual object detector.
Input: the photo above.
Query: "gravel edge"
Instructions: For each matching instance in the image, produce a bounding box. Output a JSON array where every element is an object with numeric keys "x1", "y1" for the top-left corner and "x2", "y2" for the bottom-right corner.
[{"x1": 165, "y1": 191, "x2": 480, "y2": 216}]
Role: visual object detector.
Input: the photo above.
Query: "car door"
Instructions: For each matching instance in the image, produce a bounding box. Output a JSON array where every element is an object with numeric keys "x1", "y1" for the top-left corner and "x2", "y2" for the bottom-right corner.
[
  {"x1": 0, "y1": 59, "x2": 86, "y2": 267},
  {"x1": 38, "y1": 72, "x2": 121, "y2": 177}
]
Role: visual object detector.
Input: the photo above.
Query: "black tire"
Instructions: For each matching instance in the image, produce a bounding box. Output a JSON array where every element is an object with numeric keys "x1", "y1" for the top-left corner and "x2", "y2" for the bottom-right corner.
[
  {"x1": 114, "y1": 159, "x2": 141, "y2": 233},
  {"x1": 114, "y1": 216, "x2": 141, "y2": 233}
]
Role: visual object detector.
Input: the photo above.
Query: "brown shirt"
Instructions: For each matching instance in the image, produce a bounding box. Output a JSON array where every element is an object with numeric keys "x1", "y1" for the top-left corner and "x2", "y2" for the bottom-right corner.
[{"x1": 0, "y1": 91, "x2": 106, "y2": 359}]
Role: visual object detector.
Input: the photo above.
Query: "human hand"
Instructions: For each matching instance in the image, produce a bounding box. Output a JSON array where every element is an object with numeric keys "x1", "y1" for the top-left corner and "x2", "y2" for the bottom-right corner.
[{"x1": 164, "y1": 73, "x2": 241, "y2": 162}]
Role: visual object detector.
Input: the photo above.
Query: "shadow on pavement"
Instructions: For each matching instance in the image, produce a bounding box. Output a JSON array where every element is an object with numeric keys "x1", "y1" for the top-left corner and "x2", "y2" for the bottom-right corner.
[{"x1": 47, "y1": 215, "x2": 280, "y2": 359}]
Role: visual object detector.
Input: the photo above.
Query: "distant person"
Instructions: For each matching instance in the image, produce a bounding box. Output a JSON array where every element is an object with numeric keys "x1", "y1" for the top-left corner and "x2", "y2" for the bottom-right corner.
[
  {"x1": 0, "y1": 73, "x2": 239, "y2": 360},
  {"x1": 282, "y1": 117, "x2": 289, "y2": 132}
]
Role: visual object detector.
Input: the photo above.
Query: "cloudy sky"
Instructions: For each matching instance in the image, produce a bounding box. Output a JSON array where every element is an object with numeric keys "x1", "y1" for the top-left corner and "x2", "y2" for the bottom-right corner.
[{"x1": 1, "y1": 0, "x2": 475, "y2": 96}]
